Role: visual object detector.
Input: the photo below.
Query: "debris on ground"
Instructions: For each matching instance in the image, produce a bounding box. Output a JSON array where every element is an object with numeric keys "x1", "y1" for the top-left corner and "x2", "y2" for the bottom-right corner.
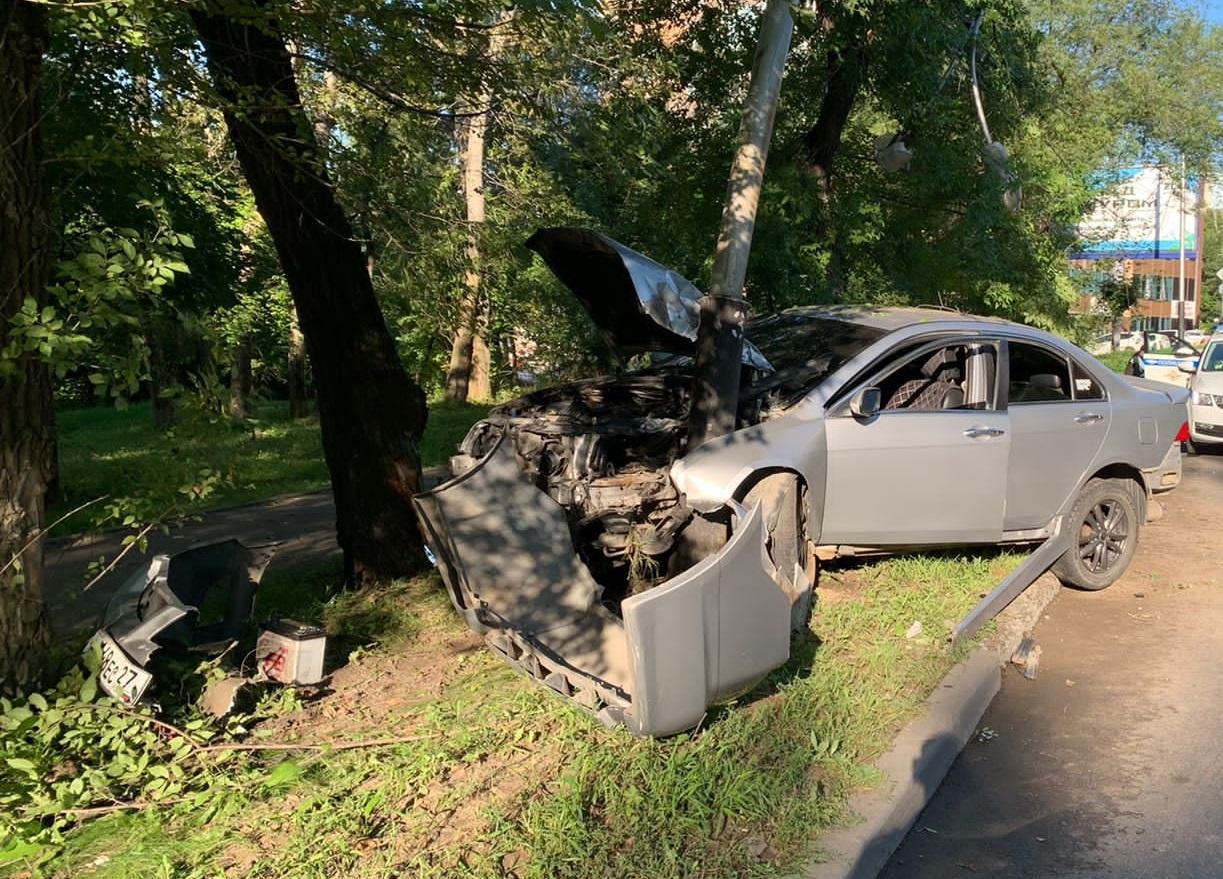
[
  {"x1": 1010, "y1": 636, "x2": 1042, "y2": 680},
  {"x1": 905, "y1": 620, "x2": 923, "y2": 639},
  {"x1": 976, "y1": 726, "x2": 998, "y2": 743}
]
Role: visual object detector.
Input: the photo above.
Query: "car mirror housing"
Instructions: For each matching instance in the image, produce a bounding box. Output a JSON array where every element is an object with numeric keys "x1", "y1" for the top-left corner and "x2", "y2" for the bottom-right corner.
[
  {"x1": 1178, "y1": 360, "x2": 1197, "y2": 374},
  {"x1": 851, "y1": 386, "x2": 882, "y2": 419}
]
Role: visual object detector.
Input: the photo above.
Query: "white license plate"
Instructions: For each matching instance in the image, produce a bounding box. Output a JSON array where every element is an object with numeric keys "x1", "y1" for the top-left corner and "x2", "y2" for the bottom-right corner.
[{"x1": 90, "y1": 631, "x2": 153, "y2": 704}]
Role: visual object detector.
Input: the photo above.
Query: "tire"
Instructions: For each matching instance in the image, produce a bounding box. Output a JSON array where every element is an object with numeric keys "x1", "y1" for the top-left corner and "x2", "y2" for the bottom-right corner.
[{"x1": 1051, "y1": 478, "x2": 1141, "y2": 591}]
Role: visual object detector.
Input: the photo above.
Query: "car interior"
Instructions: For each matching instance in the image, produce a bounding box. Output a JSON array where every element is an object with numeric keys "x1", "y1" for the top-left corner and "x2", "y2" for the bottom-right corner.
[
  {"x1": 876, "y1": 343, "x2": 997, "y2": 411},
  {"x1": 1008, "y1": 342, "x2": 1072, "y2": 403}
]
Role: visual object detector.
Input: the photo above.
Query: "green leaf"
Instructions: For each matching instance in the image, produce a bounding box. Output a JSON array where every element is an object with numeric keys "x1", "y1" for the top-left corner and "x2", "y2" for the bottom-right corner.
[
  {"x1": 78, "y1": 675, "x2": 97, "y2": 704},
  {"x1": 263, "y1": 759, "x2": 303, "y2": 790},
  {"x1": 27, "y1": 693, "x2": 47, "y2": 712},
  {"x1": 5, "y1": 757, "x2": 37, "y2": 773}
]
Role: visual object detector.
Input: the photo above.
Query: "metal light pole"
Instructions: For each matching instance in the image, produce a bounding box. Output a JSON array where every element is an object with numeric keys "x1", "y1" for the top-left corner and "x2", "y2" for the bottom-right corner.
[
  {"x1": 1178, "y1": 156, "x2": 1187, "y2": 338},
  {"x1": 688, "y1": 0, "x2": 795, "y2": 448}
]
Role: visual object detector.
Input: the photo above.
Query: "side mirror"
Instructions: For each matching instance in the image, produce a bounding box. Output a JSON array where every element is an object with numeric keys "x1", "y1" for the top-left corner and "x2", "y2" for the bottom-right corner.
[
  {"x1": 1175, "y1": 346, "x2": 1197, "y2": 358},
  {"x1": 851, "y1": 386, "x2": 882, "y2": 419},
  {"x1": 1178, "y1": 360, "x2": 1197, "y2": 374}
]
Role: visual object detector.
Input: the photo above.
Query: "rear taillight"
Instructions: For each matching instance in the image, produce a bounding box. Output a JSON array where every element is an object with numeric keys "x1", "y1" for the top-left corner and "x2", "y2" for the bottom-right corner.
[{"x1": 1175, "y1": 422, "x2": 1190, "y2": 443}]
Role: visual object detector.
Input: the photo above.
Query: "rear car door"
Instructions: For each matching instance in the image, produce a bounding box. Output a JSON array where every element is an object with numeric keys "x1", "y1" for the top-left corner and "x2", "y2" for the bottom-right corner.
[
  {"x1": 821, "y1": 339, "x2": 1009, "y2": 545},
  {"x1": 1003, "y1": 340, "x2": 1111, "y2": 530}
]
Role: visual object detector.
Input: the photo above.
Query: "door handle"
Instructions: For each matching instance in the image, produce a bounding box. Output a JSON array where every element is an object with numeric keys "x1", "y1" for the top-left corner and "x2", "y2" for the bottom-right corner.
[
  {"x1": 964, "y1": 426, "x2": 1006, "y2": 438},
  {"x1": 1074, "y1": 412, "x2": 1104, "y2": 424}
]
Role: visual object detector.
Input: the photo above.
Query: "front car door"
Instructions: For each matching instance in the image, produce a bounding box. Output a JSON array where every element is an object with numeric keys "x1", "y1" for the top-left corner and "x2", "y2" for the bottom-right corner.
[
  {"x1": 1003, "y1": 339, "x2": 1112, "y2": 530},
  {"x1": 820, "y1": 339, "x2": 1009, "y2": 546}
]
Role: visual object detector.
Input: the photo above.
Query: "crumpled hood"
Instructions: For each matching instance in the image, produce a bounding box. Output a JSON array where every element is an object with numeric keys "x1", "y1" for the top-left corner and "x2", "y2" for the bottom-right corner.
[{"x1": 526, "y1": 227, "x2": 771, "y2": 371}]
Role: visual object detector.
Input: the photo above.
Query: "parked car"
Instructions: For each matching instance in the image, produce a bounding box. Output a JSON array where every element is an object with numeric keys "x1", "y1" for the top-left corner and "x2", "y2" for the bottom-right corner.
[
  {"x1": 1125, "y1": 331, "x2": 1200, "y2": 387},
  {"x1": 1088, "y1": 331, "x2": 1142, "y2": 356},
  {"x1": 1183, "y1": 333, "x2": 1223, "y2": 451},
  {"x1": 414, "y1": 228, "x2": 1191, "y2": 737},
  {"x1": 1184, "y1": 329, "x2": 1209, "y2": 348}
]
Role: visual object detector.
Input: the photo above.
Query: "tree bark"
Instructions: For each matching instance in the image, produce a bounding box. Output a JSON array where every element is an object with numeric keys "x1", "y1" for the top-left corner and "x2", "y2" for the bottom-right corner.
[
  {"x1": 802, "y1": 45, "x2": 868, "y2": 301},
  {"x1": 444, "y1": 14, "x2": 512, "y2": 404},
  {"x1": 146, "y1": 328, "x2": 176, "y2": 428},
  {"x1": 688, "y1": 0, "x2": 793, "y2": 448},
  {"x1": 287, "y1": 309, "x2": 309, "y2": 418},
  {"x1": 192, "y1": 3, "x2": 429, "y2": 583},
  {"x1": 228, "y1": 336, "x2": 253, "y2": 419},
  {"x1": 0, "y1": 1, "x2": 53, "y2": 692}
]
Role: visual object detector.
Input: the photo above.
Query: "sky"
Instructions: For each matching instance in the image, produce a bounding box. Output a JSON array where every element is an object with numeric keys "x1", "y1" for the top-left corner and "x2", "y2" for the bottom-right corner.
[{"x1": 1201, "y1": 0, "x2": 1223, "y2": 24}]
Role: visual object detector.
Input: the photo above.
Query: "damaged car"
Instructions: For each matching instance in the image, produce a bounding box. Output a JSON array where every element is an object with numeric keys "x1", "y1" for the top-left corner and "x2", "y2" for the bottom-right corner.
[{"x1": 414, "y1": 227, "x2": 1191, "y2": 737}]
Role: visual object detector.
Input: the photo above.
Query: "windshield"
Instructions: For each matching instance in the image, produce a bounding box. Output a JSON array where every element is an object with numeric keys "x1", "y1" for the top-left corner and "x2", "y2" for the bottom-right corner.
[
  {"x1": 1202, "y1": 342, "x2": 1223, "y2": 372},
  {"x1": 744, "y1": 313, "x2": 885, "y2": 399}
]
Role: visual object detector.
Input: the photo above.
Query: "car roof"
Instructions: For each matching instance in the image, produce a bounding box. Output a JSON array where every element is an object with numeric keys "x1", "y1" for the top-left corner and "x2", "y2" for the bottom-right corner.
[{"x1": 759, "y1": 304, "x2": 1016, "y2": 333}]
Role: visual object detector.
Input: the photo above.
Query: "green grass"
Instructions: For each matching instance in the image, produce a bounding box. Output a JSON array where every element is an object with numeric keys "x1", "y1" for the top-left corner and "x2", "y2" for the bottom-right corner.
[
  {"x1": 1095, "y1": 349, "x2": 1133, "y2": 374},
  {"x1": 48, "y1": 399, "x2": 490, "y2": 535},
  {"x1": 33, "y1": 550, "x2": 1022, "y2": 879}
]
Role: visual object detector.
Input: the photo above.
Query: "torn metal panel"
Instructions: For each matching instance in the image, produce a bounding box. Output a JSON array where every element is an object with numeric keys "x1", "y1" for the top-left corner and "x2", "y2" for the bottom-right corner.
[
  {"x1": 89, "y1": 540, "x2": 277, "y2": 703},
  {"x1": 621, "y1": 502, "x2": 791, "y2": 736},
  {"x1": 414, "y1": 437, "x2": 792, "y2": 737},
  {"x1": 526, "y1": 227, "x2": 771, "y2": 371}
]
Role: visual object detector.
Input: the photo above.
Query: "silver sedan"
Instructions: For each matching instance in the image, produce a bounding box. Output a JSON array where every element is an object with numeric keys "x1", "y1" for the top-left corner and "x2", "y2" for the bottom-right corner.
[{"x1": 415, "y1": 229, "x2": 1190, "y2": 737}]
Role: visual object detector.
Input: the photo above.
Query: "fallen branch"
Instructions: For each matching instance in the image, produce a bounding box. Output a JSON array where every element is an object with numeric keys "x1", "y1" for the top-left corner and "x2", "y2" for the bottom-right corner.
[
  {"x1": 0, "y1": 495, "x2": 108, "y2": 578},
  {"x1": 63, "y1": 797, "x2": 187, "y2": 820},
  {"x1": 196, "y1": 733, "x2": 438, "y2": 755}
]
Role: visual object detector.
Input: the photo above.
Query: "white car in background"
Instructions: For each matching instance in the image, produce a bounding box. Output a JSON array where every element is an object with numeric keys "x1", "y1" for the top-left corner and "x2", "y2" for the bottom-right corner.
[
  {"x1": 1184, "y1": 334, "x2": 1223, "y2": 451},
  {"x1": 1184, "y1": 329, "x2": 1209, "y2": 348},
  {"x1": 1088, "y1": 332, "x2": 1142, "y2": 356},
  {"x1": 1126, "y1": 332, "x2": 1200, "y2": 387}
]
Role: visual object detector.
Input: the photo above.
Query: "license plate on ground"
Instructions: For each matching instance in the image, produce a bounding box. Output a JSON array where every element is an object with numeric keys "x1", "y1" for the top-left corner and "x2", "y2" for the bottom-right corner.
[{"x1": 90, "y1": 631, "x2": 153, "y2": 704}]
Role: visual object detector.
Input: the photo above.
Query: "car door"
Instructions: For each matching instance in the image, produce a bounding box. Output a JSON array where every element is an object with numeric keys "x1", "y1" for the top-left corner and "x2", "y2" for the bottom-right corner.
[
  {"x1": 820, "y1": 340, "x2": 1009, "y2": 546},
  {"x1": 1003, "y1": 339, "x2": 1111, "y2": 530}
]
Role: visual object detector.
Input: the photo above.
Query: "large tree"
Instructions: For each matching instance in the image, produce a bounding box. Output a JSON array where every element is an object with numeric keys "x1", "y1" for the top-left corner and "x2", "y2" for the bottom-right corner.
[
  {"x1": 191, "y1": 2, "x2": 429, "y2": 583},
  {"x1": 0, "y1": 1, "x2": 53, "y2": 691}
]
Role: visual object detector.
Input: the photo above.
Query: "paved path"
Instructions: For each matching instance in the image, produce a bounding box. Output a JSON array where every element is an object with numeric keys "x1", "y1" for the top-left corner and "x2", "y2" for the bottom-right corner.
[
  {"x1": 881, "y1": 453, "x2": 1223, "y2": 878},
  {"x1": 44, "y1": 490, "x2": 340, "y2": 637}
]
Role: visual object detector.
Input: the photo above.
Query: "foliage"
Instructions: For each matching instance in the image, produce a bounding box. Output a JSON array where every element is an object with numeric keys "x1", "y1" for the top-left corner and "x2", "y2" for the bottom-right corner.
[
  {"x1": 0, "y1": 659, "x2": 228, "y2": 866},
  {"x1": 18, "y1": 550, "x2": 1021, "y2": 878}
]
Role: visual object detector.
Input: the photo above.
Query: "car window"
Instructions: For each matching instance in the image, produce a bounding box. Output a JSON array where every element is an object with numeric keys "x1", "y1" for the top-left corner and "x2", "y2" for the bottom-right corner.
[
  {"x1": 743, "y1": 314, "x2": 886, "y2": 402},
  {"x1": 871, "y1": 342, "x2": 996, "y2": 412},
  {"x1": 1008, "y1": 342, "x2": 1071, "y2": 404},
  {"x1": 1071, "y1": 361, "x2": 1105, "y2": 400},
  {"x1": 1202, "y1": 342, "x2": 1223, "y2": 372}
]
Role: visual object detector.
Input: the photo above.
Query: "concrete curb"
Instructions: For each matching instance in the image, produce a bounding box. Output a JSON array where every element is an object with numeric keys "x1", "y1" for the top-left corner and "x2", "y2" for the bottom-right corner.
[{"x1": 799, "y1": 572, "x2": 1063, "y2": 879}]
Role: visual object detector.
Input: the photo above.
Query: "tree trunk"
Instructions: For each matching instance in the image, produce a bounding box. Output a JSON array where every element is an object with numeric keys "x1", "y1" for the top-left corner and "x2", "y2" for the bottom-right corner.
[
  {"x1": 146, "y1": 329, "x2": 176, "y2": 428},
  {"x1": 0, "y1": 1, "x2": 53, "y2": 692},
  {"x1": 802, "y1": 45, "x2": 868, "y2": 301},
  {"x1": 444, "y1": 14, "x2": 511, "y2": 405},
  {"x1": 688, "y1": 0, "x2": 793, "y2": 448},
  {"x1": 192, "y1": 3, "x2": 429, "y2": 583},
  {"x1": 228, "y1": 336, "x2": 253, "y2": 419},
  {"x1": 444, "y1": 110, "x2": 492, "y2": 403},
  {"x1": 287, "y1": 309, "x2": 309, "y2": 418}
]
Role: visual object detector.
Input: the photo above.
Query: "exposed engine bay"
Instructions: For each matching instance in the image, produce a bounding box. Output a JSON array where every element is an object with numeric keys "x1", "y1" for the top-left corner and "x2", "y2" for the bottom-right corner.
[{"x1": 451, "y1": 371, "x2": 756, "y2": 608}]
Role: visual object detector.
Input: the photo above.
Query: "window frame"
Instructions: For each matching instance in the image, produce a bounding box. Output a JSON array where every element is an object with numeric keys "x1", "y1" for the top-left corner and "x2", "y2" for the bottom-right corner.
[
  {"x1": 827, "y1": 335, "x2": 1002, "y2": 417},
  {"x1": 1001, "y1": 337, "x2": 1109, "y2": 406}
]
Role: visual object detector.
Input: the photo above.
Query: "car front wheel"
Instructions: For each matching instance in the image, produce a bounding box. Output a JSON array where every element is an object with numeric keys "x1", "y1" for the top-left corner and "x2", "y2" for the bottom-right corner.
[{"x1": 1051, "y1": 478, "x2": 1141, "y2": 591}]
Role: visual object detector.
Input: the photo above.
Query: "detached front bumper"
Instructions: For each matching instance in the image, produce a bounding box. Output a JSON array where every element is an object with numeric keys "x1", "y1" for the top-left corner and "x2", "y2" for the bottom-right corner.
[{"x1": 412, "y1": 436, "x2": 791, "y2": 737}]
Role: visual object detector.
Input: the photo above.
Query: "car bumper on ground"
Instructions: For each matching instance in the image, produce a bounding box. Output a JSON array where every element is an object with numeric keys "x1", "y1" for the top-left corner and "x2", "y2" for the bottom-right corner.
[{"x1": 411, "y1": 436, "x2": 792, "y2": 737}]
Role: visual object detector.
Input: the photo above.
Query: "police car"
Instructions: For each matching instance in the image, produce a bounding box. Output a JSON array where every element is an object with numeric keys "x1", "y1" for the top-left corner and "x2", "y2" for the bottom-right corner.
[{"x1": 1124, "y1": 331, "x2": 1200, "y2": 387}]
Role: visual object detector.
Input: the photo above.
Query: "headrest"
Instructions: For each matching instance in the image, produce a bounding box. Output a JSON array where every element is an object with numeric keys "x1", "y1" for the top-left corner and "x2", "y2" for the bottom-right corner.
[{"x1": 920, "y1": 348, "x2": 956, "y2": 379}]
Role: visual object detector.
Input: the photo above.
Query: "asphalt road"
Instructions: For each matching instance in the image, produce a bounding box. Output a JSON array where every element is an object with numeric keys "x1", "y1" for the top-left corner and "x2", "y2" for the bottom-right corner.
[
  {"x1": 881, "y1": 452, "x2": 1223, "y2": 878},
  {"x1": 43, "y1": 490, "x2": 341, "y2": 638}
]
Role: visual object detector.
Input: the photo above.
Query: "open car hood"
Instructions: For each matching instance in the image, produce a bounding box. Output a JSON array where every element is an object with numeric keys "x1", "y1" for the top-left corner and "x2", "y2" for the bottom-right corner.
[{"x1": 526, "y1": 227, "x2": 771, "y2": 371}]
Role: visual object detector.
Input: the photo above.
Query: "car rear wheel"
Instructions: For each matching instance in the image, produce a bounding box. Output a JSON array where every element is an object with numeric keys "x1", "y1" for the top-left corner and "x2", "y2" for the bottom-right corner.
[{"x1": 1051, "y1": 478, "x2": 1140, "y2": 591}]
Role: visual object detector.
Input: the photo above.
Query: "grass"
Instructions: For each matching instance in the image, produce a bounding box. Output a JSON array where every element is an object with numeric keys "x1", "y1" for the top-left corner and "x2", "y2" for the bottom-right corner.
[
  {"x1": 48, "y1": 399, "x2": 490, "y2": 536},
  {"x1": 32, "y1": 549, "x2": 1023, "y2": 879},
  {"x1": 1095, "y1": 349, "x2": 1133, "y2": 374}
]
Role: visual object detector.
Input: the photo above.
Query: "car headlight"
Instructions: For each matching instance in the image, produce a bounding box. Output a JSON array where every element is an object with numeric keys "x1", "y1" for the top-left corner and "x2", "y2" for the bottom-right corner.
[{"x1": 1191, "y1": 389, "x2": 1215, "y2": 406}]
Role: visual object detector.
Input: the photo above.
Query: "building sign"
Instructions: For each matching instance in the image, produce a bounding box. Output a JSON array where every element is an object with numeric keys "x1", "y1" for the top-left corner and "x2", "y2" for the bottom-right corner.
[{"x1": 1073, "y1": 166, "x2": 1198, "y2": 260}]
